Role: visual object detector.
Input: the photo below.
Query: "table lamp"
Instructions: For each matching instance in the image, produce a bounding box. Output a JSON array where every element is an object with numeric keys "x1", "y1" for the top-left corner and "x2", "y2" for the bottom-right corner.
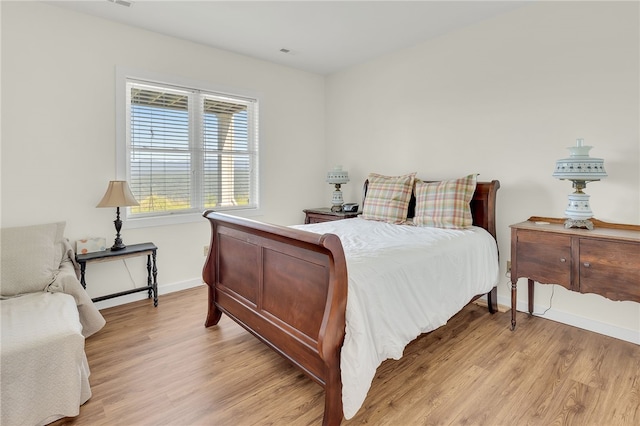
[
  {"x1": 326, "y1": 166, "x2": 349, "y2": 212},
  {"x1": 552, "y1": 139, "x2": 607, "y2": 230},
  {"x1": 97, "y1": 180, "x2": 140, "y2": 250}
]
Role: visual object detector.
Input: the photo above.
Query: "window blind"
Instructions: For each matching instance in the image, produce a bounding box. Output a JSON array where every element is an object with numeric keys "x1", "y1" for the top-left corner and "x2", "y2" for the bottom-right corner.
[{"x1": 126, "y1": 80, "x2": 258, "y2": 218}]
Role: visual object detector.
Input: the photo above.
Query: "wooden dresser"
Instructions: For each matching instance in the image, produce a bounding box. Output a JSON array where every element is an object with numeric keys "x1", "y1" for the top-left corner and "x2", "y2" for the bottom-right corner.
[{"x1": 509, "y1": 216, "x2": 640, "y2": 330}]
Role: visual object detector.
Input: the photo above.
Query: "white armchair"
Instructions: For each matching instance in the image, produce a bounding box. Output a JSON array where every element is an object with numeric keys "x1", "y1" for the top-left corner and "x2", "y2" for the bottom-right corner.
[{"x1": 1, "y1": 222, "x2": 106, "y2": 425}]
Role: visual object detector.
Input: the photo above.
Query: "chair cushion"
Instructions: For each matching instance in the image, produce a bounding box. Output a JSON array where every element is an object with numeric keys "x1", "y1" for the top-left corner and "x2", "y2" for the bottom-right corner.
[
  {"x1": 1, "y1": 222, "x2": 65, "y2": 297},
  {"x1": 0, "y1": 292, "x2": 90, "y2": 425}
]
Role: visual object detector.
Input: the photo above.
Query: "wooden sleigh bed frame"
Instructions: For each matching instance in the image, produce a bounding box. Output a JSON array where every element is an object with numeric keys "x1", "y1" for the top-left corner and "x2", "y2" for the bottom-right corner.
[{"x1": 203, "y1": 180, "x2": 500, "y2": 425}]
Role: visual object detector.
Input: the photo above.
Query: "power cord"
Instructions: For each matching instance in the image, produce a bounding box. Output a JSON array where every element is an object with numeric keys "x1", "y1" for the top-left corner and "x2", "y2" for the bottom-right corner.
[
  {"x1": 533, "y1": 284, "x2": 554, "y2": 316},
  {"x1": 503, "y1": 268, "x2": 555, "y2": 316},
  {"x1": 503, "y1": 269, "x2": 512, "y2": 292},
  {"x1": 123, "y1": 258, "x2": 137, "y2": 288}
]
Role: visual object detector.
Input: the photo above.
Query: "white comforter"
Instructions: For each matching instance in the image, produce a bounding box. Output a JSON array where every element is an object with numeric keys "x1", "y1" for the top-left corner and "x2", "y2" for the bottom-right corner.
[{"x1": 292, "y1": 217, "x2": 499, "y2": 419}]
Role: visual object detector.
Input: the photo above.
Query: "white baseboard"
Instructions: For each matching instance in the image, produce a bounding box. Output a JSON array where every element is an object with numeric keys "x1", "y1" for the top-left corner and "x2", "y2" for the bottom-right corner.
[
  {"x1": 93, "y1": 278, "x2": 203, "y2": 310},
  {"x1": 93, "y1": 282, "x2": 638, "y2": 345},
  {"x1": 497, "y1": 294, "x2": 640, "y2": 345}
]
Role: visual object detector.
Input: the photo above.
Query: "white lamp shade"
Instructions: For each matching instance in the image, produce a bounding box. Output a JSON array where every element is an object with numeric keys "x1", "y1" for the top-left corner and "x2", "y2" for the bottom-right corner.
[
  {"x1": 326, "y1": 165, "x2": 349, "y2": 185},
  {"x1": 552, "y1": 139, "x2": 607, "y2": 181},
  {"x1": 96, "y1": 181, "x2": 139, "y2": 208}
]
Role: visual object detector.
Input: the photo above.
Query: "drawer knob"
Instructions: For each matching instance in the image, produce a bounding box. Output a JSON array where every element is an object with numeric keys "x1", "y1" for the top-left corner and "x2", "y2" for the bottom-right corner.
[
  {"x1": 559, "y1": 258, "x2": 566, "y2": 263},
  {"x1": 583, "y1": 262, "x2": 591, "y2": 268}
]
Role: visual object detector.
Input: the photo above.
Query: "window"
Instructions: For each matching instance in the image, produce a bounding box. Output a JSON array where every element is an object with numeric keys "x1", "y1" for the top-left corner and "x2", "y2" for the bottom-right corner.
[{"x1": 120, "y1": 75, "x2": 259, "y2": 226}]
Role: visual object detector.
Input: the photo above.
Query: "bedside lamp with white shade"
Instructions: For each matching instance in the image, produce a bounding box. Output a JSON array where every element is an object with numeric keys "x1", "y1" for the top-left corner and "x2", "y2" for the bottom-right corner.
[
  {"x1": 326, "y1": 166, "x2": 349, "y2": 212},
  {"x1": 552, "y1": 138, "x2": 607, "y2": 230}
]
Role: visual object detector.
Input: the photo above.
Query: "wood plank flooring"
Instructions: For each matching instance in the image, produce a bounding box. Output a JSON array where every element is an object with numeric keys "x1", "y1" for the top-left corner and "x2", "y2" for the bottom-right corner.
[{"x1": 52, "y1": 285, "x2": 639, "y2": 425}]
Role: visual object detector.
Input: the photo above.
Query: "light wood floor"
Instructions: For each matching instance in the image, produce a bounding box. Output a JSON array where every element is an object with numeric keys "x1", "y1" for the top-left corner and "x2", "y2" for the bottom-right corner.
[{"x1": 52, "y1": 285, "x2": 639, "y2": 426}]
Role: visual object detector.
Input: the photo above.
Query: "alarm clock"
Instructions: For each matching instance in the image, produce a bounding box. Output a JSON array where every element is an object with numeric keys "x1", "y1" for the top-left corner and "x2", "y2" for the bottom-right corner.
[{"x1": 342, "y1": 203, "x2": 359, "y2": 212}]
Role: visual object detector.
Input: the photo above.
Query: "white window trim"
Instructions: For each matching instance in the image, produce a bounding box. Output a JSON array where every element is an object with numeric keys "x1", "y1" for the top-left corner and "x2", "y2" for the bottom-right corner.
[{"x1": 115, "y1": 66, "x2": 263, "y2": 229}]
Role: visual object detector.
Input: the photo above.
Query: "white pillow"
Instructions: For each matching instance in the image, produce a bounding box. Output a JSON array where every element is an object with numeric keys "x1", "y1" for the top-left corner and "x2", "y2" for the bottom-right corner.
[{"x1": 1, "y1": 222, "x2": 65, "y2": 297}]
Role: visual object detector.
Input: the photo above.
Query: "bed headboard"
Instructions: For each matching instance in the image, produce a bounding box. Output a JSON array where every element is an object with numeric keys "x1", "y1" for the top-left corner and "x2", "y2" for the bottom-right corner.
[{"x1": 362, "y1": 179, "x2": 500, "y2": 240}]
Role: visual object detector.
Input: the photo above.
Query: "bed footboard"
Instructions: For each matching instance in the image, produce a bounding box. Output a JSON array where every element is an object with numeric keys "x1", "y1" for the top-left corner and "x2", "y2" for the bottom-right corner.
[{"x1": 202, "y1": 211, "x2": 348, "y2": 426}]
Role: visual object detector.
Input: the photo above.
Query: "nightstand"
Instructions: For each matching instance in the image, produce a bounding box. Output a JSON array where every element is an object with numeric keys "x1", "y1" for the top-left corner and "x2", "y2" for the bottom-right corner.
[
  {"x1": 303, "y1": 208, "x2": 360, "y2": 224},
  {"x1": 76, "y1": 242, "x2": 158, "y2": 306}
]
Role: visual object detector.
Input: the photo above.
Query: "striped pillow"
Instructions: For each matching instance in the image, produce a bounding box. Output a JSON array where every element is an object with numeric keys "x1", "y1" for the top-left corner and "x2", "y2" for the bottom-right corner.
[
  {"x1": 362, "y1": 173, "x2": 416, "y2": 224},
  {"x1": 413, "y1": 174, "x2": 477, "y2": 229}
]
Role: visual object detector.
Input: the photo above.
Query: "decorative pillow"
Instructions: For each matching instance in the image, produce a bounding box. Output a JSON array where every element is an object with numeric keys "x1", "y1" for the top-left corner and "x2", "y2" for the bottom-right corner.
[
  {"x1": 413, "y1": 174, "x2": 477, "y2": 229},
  {"x1": 361, "y1": 172, "x2": 416, "y2": 224},
  {"x1": 0, "y1": 222, "x2": 66, "y2": 297}
]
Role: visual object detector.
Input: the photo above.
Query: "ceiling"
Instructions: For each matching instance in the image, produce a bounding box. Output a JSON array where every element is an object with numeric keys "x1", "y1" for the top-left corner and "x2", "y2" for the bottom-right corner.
[{"x1": 45, "y1": 1, "x2": 531, "y2": 75}]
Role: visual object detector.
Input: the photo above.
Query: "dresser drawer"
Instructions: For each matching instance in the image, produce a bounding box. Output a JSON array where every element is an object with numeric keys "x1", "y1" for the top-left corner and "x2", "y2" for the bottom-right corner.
[
  {"x1": 303, "y1": 208, "x2": 360, "y2": 224},
  {"x1": 306, "y1": 213, "x2": 340, "y2": 224},
  {"x1": 579, "y1": 238, "x2": 640, "y2": 302},
  {"x1": 514, "y1": 230, "x2": 571, "y2": 288}
]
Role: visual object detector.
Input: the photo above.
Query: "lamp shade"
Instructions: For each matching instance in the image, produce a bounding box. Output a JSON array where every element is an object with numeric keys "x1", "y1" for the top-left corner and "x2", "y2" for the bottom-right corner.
[
  {"x1": 326, "y1": 166, "x2": 349, "y2": 185},
  {"x1": 552, "y1": 139, "x2": 607, "y2": 182},
  {"x1": 96, "y1": 181, "x2": 139, "y2": 208}
]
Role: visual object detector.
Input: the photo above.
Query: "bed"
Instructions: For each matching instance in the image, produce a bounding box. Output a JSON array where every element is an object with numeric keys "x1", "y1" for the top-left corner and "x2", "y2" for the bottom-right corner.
[{"x1": 202, "y1": 175, "x2": 500, "y2": 425}]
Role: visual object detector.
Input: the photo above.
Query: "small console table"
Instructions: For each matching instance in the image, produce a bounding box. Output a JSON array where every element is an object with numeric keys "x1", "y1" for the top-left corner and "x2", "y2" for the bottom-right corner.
[
  {"x1": 76, "y1": 242, "x2": 158, "y2": 306},
  {"x1": 509, "y1": 217, "x2": 639, "y2": 330}
]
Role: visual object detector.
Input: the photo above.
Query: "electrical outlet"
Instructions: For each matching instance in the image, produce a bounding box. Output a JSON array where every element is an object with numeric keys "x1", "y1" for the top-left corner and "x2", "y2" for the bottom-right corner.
[
  {"x1": 506, "y1": 260, "x2": 512, "y2": 273},
  {"x1": 203, "y1": 245, "x2": 210, "y2": 256}
]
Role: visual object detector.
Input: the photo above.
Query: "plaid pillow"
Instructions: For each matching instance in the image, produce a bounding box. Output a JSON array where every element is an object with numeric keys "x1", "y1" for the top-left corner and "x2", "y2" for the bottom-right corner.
[
  {"x1": 361, "y1": 172, "x2": 416, "y2": 224},
  {"x1": 413, "y1": 174, "x2": 477, "y2": 229}
]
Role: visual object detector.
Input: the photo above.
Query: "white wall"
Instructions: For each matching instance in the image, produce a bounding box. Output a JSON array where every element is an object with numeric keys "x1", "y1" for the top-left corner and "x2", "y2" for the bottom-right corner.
[
  {"x1": 1, "y1": 1, "x2": 326, "y2": 302},
  {"x1": 2, "y1": 2, "x2": 638, "y2": 343},
  {"x1": 326, "y1": 2, "x2": 640, "y2": 343}
]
